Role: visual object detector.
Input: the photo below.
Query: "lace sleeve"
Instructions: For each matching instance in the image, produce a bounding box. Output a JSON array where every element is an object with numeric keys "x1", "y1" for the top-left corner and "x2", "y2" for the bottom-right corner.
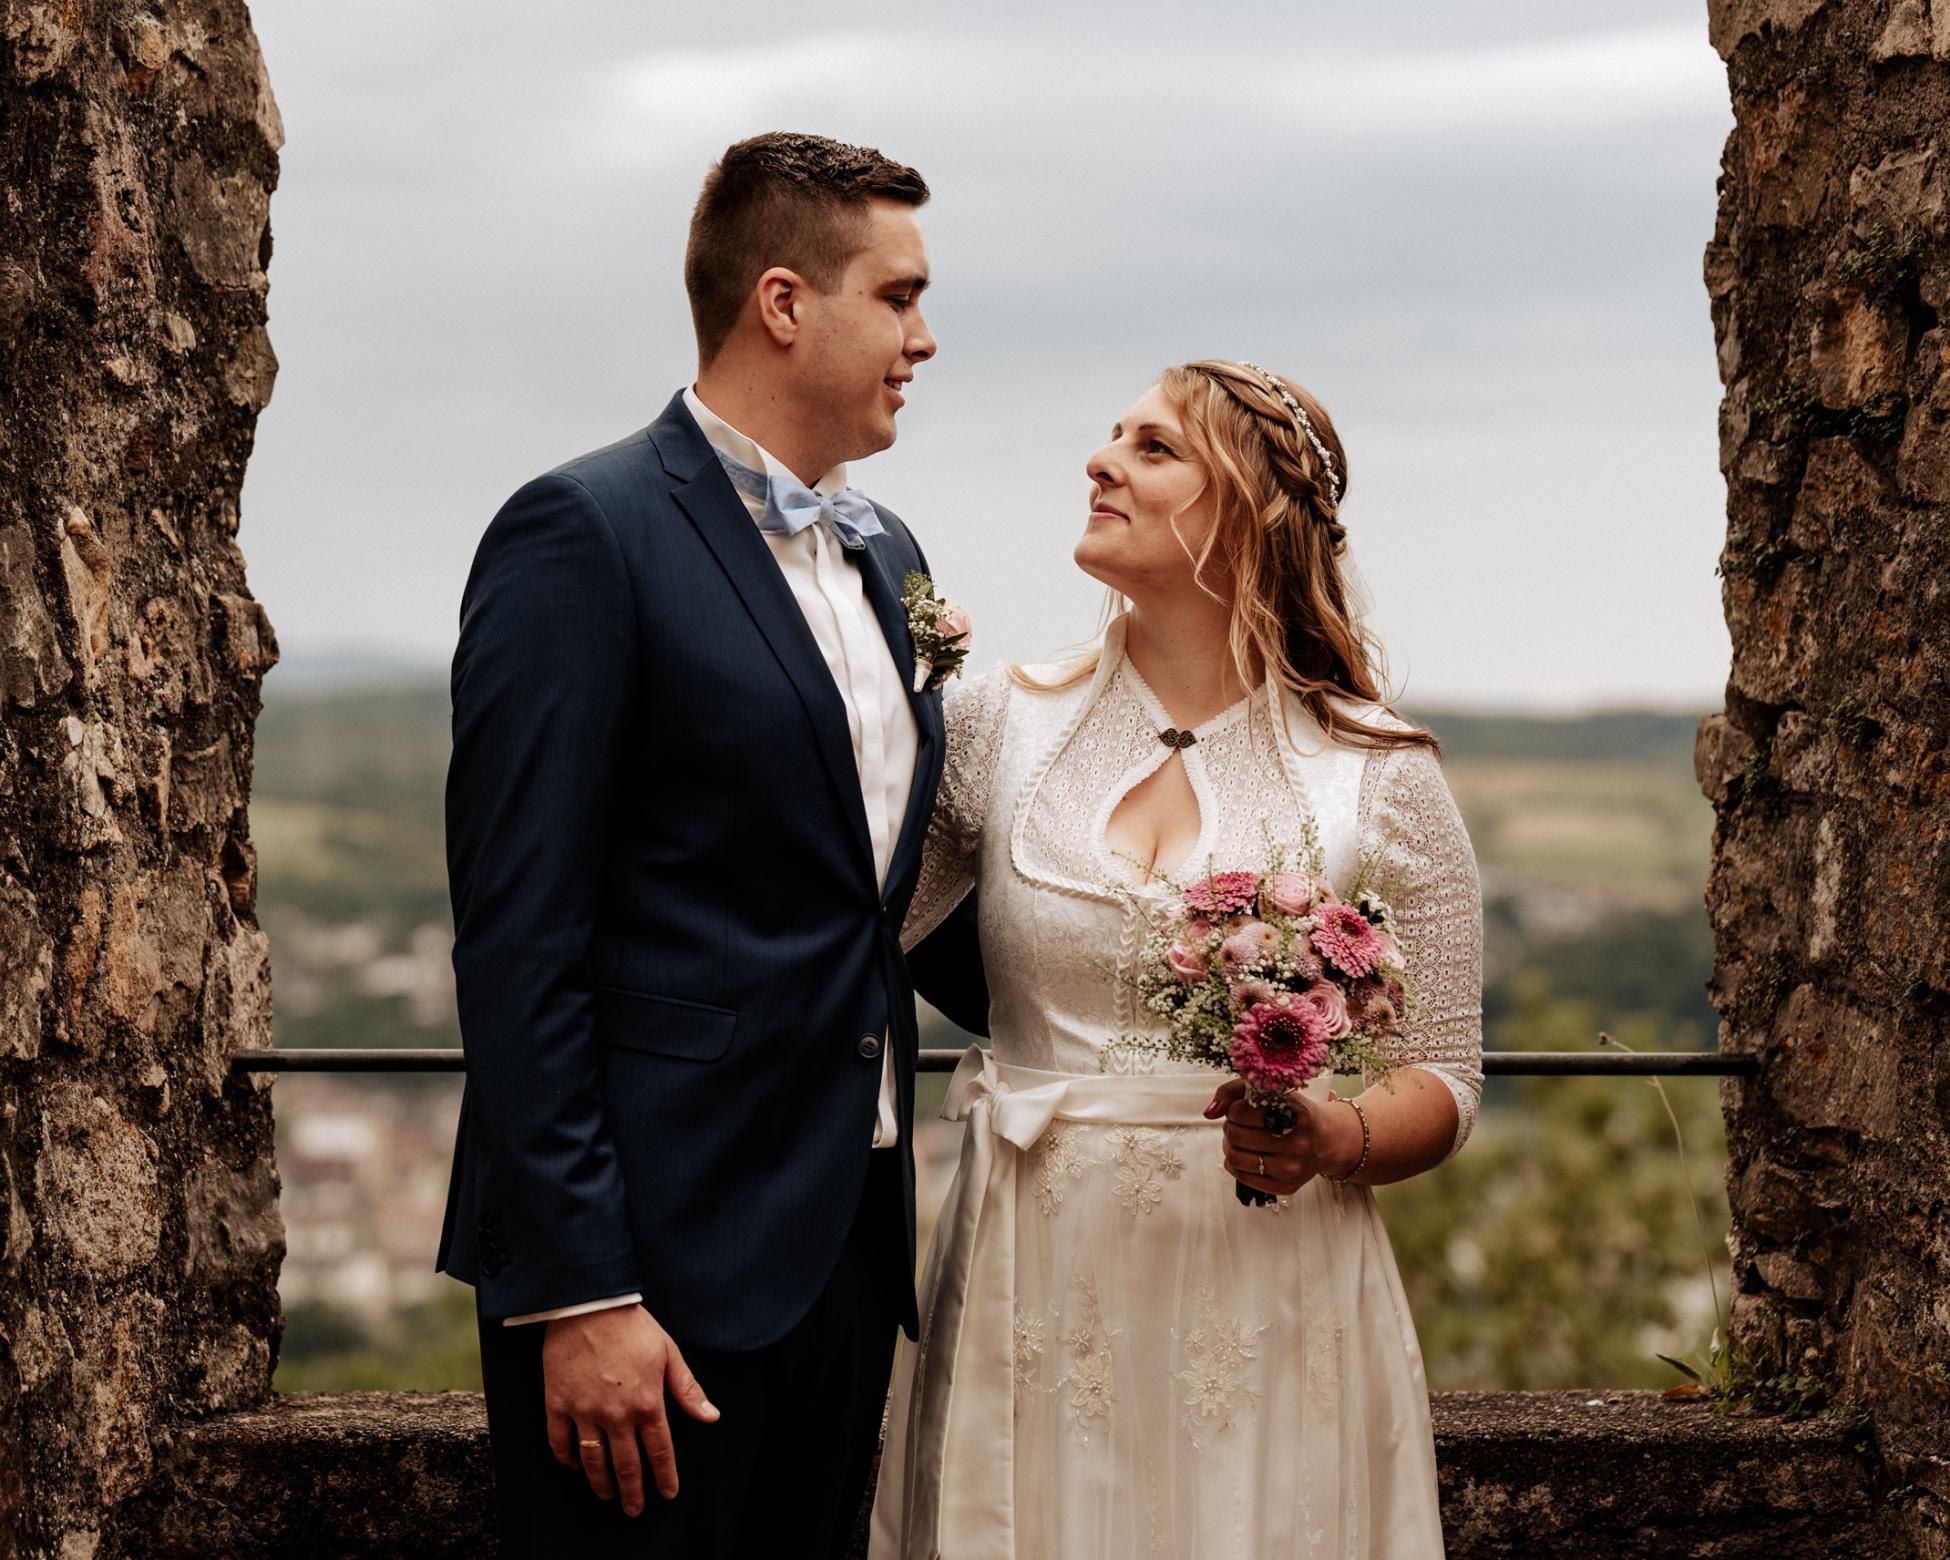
[
  {"x1": 901, "y1": 666, "x2": 1012, "y2": 950},
  {"x1": 1356, "y1": 741, "x2": 1484, "y2": 1162}
]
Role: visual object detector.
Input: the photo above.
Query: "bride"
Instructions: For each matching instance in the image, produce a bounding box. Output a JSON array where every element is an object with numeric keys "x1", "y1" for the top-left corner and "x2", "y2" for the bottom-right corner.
[{"x1": 870, "y1": 360, "x2": 1482, "y2": 1558}]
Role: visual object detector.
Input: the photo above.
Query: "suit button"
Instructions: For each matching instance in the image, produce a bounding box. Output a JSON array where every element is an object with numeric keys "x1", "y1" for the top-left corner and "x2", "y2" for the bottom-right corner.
[{"x1": 857, "y1": 1034, "x2": 883, "y2": 1060}]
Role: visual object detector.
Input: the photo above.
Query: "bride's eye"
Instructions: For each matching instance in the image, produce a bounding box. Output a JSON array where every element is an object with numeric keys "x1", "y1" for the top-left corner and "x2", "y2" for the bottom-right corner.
[{"x1": 1146, "y1": 438, "x2": 1175, "y2": 456}]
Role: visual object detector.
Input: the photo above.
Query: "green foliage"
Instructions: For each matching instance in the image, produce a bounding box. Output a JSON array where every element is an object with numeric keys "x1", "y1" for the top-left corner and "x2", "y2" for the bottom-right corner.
[
  {"x1": 1731, "y1": 748, "x2": 1790, "y2": 820},
  {"x1": 1831, "y1": 696, "x2": 1883, "y2": 750},
  {"x1": 1657, "y1": 1327, "x2": 1828, "y2": 1417},
  {"x1": 1374, "y1": 986, "x2": 1730, "y2": 1392},
  {"x1": 1484, "y1": 907, "x2": 1717, "y2": 1038},
  {"x1": 1718, "y1": 528, "x2": 1793, "y2": 584},
  {"x1": 1787, "y1": 55, "x2": 1833, "y2": 90},
  {"x1": 1756, "y1": 384, "x2": 1907, "y2": 450},
  {"x1": 1842, "y1": 223, "x2": 1920, "y2": 317},
  {"x1": 1751, "y1": 947, "x2": 1795, "y2": 1011},
  {"x1": 274, "y1": 1288, "x2": 483, "y2": 1393}
]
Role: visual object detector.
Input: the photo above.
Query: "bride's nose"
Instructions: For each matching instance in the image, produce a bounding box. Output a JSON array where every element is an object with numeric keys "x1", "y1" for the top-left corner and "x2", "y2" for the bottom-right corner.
[{"x1": 1086, "y1": 448, "x2": 1120, "y2": 489}]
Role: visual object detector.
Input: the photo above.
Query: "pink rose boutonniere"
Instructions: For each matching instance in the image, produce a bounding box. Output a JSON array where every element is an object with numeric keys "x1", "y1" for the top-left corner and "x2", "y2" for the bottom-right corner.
[{"x1": 901, "y1": 571, "x2": 972, "y2": 694}]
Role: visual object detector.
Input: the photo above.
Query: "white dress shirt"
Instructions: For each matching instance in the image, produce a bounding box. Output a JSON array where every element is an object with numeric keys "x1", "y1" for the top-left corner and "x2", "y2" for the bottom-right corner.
[{"x1": 505, "y1": 389, "x2": 920, "y2": 1325}]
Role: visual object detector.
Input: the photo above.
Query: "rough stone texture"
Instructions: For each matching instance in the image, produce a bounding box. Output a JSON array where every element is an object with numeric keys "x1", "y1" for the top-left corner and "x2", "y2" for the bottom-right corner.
[
  {"x1": 1703, "y1": 1, "x2": 1950, "y2": 1553},
  {"x1": 0, "y1": 3, "x2": 285, "y2": 1555},
  {"x1": 106, "y1": 1391, "x2": 1895, "y2": 1557}
]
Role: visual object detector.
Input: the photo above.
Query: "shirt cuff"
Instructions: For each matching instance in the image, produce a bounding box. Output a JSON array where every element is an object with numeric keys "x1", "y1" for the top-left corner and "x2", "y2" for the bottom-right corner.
[{"x1": 502, "y1": 1292, "x2": 644, "y2": 1326}]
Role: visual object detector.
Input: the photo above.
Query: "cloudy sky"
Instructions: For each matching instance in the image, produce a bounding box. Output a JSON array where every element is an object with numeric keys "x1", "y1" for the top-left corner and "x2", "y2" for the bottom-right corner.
[{"x1": 244, "y1": 0, "x2": 1735, "y2": 712}]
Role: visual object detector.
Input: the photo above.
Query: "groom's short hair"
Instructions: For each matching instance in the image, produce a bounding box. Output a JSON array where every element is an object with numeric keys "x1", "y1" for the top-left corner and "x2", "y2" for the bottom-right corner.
[{"x1": 686, "y1": 132, "x2": 930, "y2": 364}]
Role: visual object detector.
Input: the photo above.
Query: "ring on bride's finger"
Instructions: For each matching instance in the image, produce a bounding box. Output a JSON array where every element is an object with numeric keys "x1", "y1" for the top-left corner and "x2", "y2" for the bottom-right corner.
[
  {"x1": 1257, "y1": 1153, "x2": 1266, "y2": 1176},
  {"x1": 579, "y1": 1437, "x2": 604, "y2": 1450}
]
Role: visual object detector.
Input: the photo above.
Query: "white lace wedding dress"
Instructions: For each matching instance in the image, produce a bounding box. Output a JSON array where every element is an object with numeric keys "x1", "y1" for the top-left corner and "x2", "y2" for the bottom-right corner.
[{"x1": 869, "y1": 616, "x2": 1483, "y2": 1560}]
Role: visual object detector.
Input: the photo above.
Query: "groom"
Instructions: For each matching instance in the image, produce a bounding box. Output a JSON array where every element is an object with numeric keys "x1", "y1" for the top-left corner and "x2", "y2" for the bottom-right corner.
[{"x1": 436, "y1": 132, "x2": 982, "y2": 1558}]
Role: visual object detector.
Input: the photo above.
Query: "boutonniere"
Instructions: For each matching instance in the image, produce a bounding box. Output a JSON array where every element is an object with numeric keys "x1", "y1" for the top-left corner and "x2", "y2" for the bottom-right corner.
[{"x1": 901, "y1": 571, "x2": 972, "y2": 695}]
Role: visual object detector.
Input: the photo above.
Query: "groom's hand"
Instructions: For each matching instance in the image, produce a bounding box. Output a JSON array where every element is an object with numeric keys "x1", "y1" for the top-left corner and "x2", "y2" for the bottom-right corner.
[{"x1": 542, "y1": 1304, "x2": 719, "y2": 1514}]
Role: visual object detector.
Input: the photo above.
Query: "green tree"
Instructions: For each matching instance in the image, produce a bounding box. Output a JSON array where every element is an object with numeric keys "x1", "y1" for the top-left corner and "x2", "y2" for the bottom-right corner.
[{"x1": 1374, "y1": 978, "x2": 1729, "y2": 1391}]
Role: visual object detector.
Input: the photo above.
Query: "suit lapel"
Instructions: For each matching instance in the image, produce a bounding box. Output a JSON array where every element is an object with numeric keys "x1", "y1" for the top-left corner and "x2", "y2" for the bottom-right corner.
[
  {"x1": 857, "y1": 531, "x2": 946, "y2": 904},
  {"x1": 655, "y1": 398, "x2": 878, "y2": 880}
]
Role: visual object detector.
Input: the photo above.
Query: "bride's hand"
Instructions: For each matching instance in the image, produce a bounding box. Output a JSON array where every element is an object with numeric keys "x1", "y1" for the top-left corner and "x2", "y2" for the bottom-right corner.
[{"x1": 1205, "y1": 1079, "x2": 1362, "y2": 1196}]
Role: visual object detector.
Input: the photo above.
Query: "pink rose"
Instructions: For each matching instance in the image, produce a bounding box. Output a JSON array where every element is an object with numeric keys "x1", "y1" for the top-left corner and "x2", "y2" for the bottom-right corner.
[
  {"x1": 1164, "y1": 911, "x2": 1215, "y2": 945},
  {"x1": 1219, "y1": 919, "x2": 1280, "y2": 977},
  {"x1": 1261, "y1": 871, "x2": 1321, "y2": 917},
  {"x1": 1294, "y1": 980, "x2": 1352, "y2": 1038},
  {"x1": 1166, "y1": 940, "x2": 1207, "y2": 983},
  {"x1": 938, "y1": 602, "x2": 972, "y2": 644}
]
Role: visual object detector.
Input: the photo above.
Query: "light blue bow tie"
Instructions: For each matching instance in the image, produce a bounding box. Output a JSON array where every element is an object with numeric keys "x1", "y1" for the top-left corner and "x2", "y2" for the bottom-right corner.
[{"x1": 713, "y1": 447, "x2": 885, "y2": 552}]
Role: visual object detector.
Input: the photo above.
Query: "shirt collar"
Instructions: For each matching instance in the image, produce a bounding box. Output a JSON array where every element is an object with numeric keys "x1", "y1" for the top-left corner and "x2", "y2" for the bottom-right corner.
[{"x1": 683, "y1": 386, "x2": 849, "y2": 498}]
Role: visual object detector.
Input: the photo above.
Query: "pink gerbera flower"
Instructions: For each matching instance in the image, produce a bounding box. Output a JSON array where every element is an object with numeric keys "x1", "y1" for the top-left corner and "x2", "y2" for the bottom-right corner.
[
  {"x1": 1230, "y1": 994, "x2": 1330, "y2": 1094},
  {"x1": 1310, "y1": 901, "x2": 1391, "y2": 979},
  {"x1": 1182, "y1": 871, "x2": 1261, "y2": 918}
]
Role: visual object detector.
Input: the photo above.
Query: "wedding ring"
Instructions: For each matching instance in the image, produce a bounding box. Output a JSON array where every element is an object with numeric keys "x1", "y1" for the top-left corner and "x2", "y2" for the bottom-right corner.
[
  {"x1": 1257, "y1": 1153, "x2": 1266, "y2": 1177},
  {"x1": 579, "y1": 1437, "x2": 603, "y2": 1449}
]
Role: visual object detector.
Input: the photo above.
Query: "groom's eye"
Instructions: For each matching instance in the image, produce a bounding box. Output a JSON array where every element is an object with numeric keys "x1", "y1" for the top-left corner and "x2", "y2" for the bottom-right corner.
[{"x1": 887, "y1": 293, "x2": 913, "y2": 311}]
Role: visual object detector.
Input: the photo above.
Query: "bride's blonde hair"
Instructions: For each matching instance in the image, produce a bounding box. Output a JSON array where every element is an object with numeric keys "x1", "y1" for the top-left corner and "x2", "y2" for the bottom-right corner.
[{"x1": 1014, "y1": 360, "x2": 1437, "y2": 755}]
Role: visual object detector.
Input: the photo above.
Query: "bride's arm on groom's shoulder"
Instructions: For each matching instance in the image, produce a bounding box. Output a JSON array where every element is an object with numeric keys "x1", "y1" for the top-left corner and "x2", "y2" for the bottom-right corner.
[
  {"x1": 900, "y1": 666, "x2": 1012, "y2": 951},
  {"x1": 446, "y1": 472, "x2": 646, "y2": 1318},
  {"x1": 900, "y1": 668, "x2": 1012, "y2": 1033}
]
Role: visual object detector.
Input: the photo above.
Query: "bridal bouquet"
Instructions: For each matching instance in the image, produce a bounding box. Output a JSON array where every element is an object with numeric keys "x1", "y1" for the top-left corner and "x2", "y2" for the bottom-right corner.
[{"x1": 1108, "y1": 824, "x2": 1414, "y2": 1206}]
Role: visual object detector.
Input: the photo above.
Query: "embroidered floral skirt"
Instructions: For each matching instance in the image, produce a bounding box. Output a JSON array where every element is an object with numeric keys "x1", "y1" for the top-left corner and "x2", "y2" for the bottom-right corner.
[{"x1": 870, "y1": 1048, "x2": 1447, "y2": 1560}]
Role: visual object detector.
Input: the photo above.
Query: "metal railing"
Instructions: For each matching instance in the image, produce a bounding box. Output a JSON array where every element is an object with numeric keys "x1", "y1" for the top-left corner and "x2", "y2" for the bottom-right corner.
[{"x1": 232, "y1": 1048, "x2": 1757, "y2": 1076}]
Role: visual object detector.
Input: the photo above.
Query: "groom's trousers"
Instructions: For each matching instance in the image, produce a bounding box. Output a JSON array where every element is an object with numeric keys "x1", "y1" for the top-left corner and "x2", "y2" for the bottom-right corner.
[{"x1": 475, "y1": 1146, "x2": 906, "y2": 1560}]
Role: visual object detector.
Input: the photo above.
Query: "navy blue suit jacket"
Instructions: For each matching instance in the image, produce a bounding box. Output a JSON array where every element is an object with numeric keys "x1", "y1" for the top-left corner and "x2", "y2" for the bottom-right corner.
[{"x1": 437, "y1": 390, "x2": 982, "y2": 1349}]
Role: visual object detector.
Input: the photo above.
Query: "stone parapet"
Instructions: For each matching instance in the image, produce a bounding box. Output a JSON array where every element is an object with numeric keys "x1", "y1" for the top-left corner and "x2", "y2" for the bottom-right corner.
[{"x1": 104, "y1": 1390, "x2": 1897, "y2": 1557}]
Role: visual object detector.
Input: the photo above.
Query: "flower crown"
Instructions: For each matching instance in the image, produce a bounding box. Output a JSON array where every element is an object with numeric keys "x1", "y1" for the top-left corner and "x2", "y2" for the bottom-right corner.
[{"x1": 1238, "y1": 361, "x2": 1342, "y2": 509}]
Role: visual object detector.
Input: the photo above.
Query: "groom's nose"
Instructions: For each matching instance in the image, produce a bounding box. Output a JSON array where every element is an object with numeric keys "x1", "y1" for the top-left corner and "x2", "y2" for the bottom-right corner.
[{"x1": 905, "y1": 307, "x2": 937, "y2": 363}]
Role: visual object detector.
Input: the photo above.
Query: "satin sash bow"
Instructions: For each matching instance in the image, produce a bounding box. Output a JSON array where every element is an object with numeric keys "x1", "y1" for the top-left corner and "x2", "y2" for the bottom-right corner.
[{"x1": 884, "y1": 1047, "x2": 1226, "y2": 1558}]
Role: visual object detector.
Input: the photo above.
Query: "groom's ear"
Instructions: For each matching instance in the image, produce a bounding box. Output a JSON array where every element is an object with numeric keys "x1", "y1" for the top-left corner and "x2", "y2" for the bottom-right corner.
[{"x1": 755, "y1": 267, "x2": 806, "y2": 348}]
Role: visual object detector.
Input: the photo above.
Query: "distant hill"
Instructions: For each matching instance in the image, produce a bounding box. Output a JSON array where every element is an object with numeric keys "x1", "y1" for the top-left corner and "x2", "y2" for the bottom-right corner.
[
  {"x1": 1408, "y1": 708, "x2": 1704, "y2": 768},
  {"x1": 260, "y1": 674, "x2": 1707, "y2": 773}
]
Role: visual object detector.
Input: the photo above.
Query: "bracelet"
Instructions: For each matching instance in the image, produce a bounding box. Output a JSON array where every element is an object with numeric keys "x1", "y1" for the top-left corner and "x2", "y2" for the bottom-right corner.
[{"x1": 1327, "y1": 1095, "x2": 1370, "y2": 1183}]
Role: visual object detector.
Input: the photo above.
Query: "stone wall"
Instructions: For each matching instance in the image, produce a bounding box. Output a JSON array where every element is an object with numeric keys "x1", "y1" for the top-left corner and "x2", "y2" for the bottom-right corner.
[
  {"x1": 0, "y1": 3, "x2": 285, "y2": 1555},
  {"x1": 1700, "y1": 0, "x2": 1950, "y2": 1548},
  {"x1": 114, "y1": 1390, "x2": 1900, "y2": 1558}
]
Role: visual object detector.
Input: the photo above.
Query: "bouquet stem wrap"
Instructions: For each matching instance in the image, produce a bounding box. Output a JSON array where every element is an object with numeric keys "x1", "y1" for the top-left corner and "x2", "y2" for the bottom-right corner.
[{"x1": 1236, "y1": 1093, "x2": 1298, "y2": 1208}]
